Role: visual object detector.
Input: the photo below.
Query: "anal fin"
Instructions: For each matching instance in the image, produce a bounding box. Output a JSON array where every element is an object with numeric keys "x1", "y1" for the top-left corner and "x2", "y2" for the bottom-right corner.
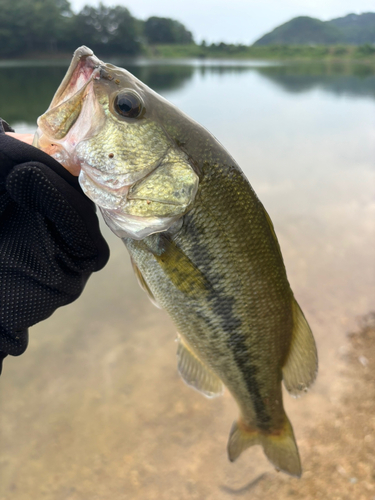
[
  {"x1": 282, "y1": 299, "x2": 318, "y2": 396},
  {"x1": 177, "y1": 336, "x2": 224, "y2": 398}
]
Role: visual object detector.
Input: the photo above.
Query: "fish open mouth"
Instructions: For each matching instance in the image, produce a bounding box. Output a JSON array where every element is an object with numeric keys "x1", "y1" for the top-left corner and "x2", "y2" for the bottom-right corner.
[
  {"x1": 49, "y1": 46, "x2": 102, "y2": 109},
  {"x1": 34, "y1": 47, "x2": 104, "y2": 175}
]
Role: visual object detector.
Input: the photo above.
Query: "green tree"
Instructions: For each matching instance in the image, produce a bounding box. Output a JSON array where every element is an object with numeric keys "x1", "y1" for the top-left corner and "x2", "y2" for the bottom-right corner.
[
  {"x1": 73, "y1": 4, "x2": 141, "y2": 55},
  {"x1": 144, "y1": 16, "x2": 193, "y2": 44},
  {"x1": 0, "y1": 0, "x2": 73, "y2": 56}
]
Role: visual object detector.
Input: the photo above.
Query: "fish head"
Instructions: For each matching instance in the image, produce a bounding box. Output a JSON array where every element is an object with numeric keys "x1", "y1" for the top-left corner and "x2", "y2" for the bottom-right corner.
[{"x1": 34, "y1": 46, "x2": 199, "y2": 239}]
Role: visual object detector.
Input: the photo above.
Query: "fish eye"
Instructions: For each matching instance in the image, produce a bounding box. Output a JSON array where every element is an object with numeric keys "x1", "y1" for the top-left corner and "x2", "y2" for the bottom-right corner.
[{"x1": 114, "y1": 91, "x2": 143, "y2": 119}]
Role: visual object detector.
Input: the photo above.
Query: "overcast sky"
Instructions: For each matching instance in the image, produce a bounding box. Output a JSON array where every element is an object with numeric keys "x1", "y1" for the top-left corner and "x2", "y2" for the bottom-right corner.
[{"x1": 69, "y1": 0, "x2": 375, "y2": 44}]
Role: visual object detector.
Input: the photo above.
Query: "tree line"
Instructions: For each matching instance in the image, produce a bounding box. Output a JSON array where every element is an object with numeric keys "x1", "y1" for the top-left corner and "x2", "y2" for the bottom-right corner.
[{"x1": 0, "y1": 0, "x2": 194, "y2": 57}]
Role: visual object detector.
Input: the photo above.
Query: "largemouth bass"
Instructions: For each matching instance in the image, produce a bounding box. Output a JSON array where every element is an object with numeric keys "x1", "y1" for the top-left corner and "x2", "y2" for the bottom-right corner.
[{"x1": 34, "y1": 46, "x2": 318, "y2": 477}]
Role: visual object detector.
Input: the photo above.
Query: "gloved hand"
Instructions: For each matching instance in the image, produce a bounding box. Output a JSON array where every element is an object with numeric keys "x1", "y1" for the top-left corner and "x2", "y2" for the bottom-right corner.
[{"x1": 0, "y1": 119, "x2": 110, "y2": 375}]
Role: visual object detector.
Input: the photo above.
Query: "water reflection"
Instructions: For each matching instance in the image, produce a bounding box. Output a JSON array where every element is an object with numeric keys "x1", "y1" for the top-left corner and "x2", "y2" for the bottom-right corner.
[
  {"x1": 0, "y1": 58, "x2": 374, "y2": 499},
  {"x1": 0, "y1": 64, "x2": 195, "y2": 124},
  {"x1": 257, "y1": 63, "x2": 375, "y2": 99},
  {"x1": 129, "y1": 64, "x2": 194, "y2": 92},
  {"x1": 0, "y1": 66, "x2": 66, "y2": 123},
  {"x1": 1, "y1": 61, "x2": 374, "y2": 126}
]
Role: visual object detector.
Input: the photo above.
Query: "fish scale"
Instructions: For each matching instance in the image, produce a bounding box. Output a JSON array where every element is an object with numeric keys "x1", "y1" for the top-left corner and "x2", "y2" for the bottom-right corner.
[
  {"x1": 35, "y1": 46, "x2": 318, "y2": 478},
  {"x1": 124, "y1": 161, "x2": 292, "y2": 432}
]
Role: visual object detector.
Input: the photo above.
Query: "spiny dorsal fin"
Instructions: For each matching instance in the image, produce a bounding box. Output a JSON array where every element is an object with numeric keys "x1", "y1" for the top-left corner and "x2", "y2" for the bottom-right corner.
[
  {"x1": 177, "y1": 336, "x2": 224, "y2": 398},
  {"x1": 282, "y1": 299, "x2": 318, "y2": 396}
]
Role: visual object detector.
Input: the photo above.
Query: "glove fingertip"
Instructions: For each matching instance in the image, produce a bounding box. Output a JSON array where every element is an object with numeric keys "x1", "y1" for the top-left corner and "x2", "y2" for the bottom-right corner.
[
  {"x1": 0, "y1": 352, "x2": 7, "y2": 375},
  {"x1": 0, "y1": 118, "x2": 15, "y2": 133}
]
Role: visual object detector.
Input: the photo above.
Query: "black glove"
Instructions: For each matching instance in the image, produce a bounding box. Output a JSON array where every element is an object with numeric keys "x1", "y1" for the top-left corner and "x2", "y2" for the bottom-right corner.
[{"x1": 0, "y1": 120, "x2": 110, "y2": 375}]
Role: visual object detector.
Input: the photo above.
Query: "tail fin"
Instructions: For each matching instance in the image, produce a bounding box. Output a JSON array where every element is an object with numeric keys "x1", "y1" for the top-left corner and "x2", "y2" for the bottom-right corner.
[{"x1": 227, "y1": 416, "x2": 302, "y2": 478}]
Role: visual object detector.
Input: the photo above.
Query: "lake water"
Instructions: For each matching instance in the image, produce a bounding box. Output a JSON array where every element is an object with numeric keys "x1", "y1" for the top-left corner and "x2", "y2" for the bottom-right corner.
[{"x1": 0, "y1": 59, "x2": 374, "y2": 499}]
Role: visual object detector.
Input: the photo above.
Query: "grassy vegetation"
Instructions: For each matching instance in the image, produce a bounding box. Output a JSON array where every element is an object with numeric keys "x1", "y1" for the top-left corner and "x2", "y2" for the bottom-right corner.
[
  {"x1": 4, "y1": 42, "x2": 375, "y2": 66},
  {"x1": 146, "y1": 43, "x2": 375, "y2": 64}
]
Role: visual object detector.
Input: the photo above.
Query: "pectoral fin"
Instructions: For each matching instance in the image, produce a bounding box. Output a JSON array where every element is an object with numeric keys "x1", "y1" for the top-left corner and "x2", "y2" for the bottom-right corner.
[
  {"x1": 282, "y1": 299, "x2": 318, "y2": 396},
  {"x1": 130, "y1": 257, "x2": 161, "y2": 309},
  {"x1": 149, "y1": 235, "x2": 211, "y2": 298},
  {"x1": 177, "y1": 336, "x2": 224, "y2": 398}
]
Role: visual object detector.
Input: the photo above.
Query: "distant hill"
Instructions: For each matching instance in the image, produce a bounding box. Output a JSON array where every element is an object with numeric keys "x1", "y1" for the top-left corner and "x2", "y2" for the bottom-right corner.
[
  {"x1": 328, "y1": 13, "x2": 375, "y2": 45},
  {"x1": 254, "y1": 12, "x2": 375, "y2": 46}
]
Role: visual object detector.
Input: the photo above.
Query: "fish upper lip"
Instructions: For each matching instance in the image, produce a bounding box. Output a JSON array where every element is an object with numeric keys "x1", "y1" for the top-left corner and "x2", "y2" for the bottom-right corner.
[{"x1": 49, "y1": 46, "x2": 102, "y2": 110}]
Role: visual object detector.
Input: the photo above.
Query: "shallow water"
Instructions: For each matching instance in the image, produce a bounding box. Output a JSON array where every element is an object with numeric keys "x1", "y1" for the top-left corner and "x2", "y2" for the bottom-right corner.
[{"x1": 0, "y1": 60, "x2": 374, "y2": 499}]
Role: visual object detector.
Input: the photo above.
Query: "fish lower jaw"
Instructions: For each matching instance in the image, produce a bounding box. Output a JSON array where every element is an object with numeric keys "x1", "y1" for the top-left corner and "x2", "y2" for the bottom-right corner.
[
  {"x1": 80, "y1": 162, "x2": 134, "y2": 190},
  {"x1": 78, "y1": 169, "x2": 129, "y2": 210},
  {"x1": 100, "y1": 207, "x2": 180, "y2": 240},
  {"x1": 78, "y1": 169, "x2": 180, "y2": 240}
]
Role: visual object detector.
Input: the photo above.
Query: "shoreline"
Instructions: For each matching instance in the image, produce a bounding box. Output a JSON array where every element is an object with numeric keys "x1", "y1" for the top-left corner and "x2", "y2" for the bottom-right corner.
[{"x1": 1, "y1": 44, "x2": 374, "y2": 66}]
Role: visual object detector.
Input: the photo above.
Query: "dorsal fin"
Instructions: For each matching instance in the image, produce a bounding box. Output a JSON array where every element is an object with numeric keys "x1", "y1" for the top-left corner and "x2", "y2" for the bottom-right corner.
[
  {"x1": 177, "y1": 336, "x2": 224, "y2": 398},
  {"x1": 263, "y1": 208, "x2": 284, "y2": 261},
  {"x1": 282, "y1": 299, "x2": 318, "y2": 396},
  {"x1": 263, "y1": 208, "x2": 318, "y2": 395}
]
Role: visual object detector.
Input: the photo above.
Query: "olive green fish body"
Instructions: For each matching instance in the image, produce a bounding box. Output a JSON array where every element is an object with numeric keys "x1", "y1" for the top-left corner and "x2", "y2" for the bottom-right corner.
[
  {"x1": 125, "y1": 160, "x2": 313, "y2": 476},
  {"x1": 35, "y1": 46, "x2": 318, "y2": 478},
  {"x1": 125, "y1": 159, "x2": 292, "y2": 432}
]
